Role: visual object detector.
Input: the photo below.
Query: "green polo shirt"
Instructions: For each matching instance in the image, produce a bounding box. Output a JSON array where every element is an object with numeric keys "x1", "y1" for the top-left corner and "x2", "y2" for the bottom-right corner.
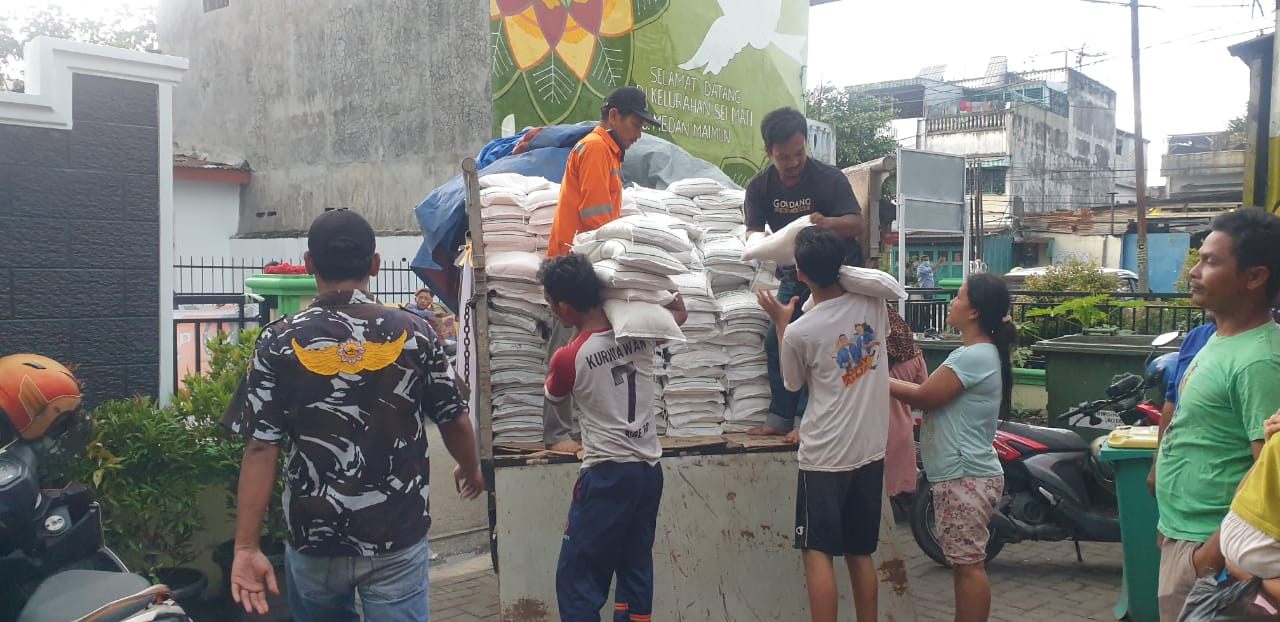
[{"x1": 1155, "y1": 321, "x2": 1280, "y2": 542}]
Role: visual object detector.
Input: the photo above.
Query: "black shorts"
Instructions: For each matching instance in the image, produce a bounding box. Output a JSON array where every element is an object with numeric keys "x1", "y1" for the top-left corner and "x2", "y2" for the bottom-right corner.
[{"x1": 794, "y1": 460, "x2": 885, "y2": 557}]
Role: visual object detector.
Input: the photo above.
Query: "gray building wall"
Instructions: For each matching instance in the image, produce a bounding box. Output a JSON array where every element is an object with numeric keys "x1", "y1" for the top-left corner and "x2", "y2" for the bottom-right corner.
[
  {"x1": 907, "y1": 68, "x2": 1119, "y2": 216},
  {"x1": 1114, "y1": 130, "x2": 1140, "y2": 202},
  {"x1": 157, "y1": 0, "x2": 491, "y2": 235},
  {"x1": 1161, "y1": 150, "x2": 1246, "y2": 195},
  {"x1": 0, "y1": 75, "x2": 161, "y2": 406},
  {"x1": 1005, "y1": 71, "x2": 1115, "y2": 215}
]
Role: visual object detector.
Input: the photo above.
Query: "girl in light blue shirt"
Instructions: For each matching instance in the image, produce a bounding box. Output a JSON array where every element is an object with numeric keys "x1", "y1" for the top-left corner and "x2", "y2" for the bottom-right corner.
[{"x1": 890, "y1": 272, "x2": 1014, "y2": 622}]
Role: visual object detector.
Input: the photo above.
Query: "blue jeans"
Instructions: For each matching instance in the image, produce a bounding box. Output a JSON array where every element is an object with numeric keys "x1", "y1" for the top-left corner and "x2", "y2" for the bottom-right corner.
[
  {"x1": 286, "y1": 537, "x2": 430, "y2": 622},
  {"x1": 763, "y1": 278, "x2": 810, "y2": 432}
]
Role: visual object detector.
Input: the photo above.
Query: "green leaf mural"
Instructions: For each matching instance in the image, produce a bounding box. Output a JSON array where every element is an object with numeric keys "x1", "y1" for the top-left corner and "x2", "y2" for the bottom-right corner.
[
  {"x1": 585, "y1": 32, "x2": 633, "y2": 99},
  {"x1": 525, "y1": 53, "x2": 582, "y2": 124},
  {"x1": 720, "y1": 156, "x2": 764, "y2": 188},
  {"x1": 491, "y1": 0, "x2": 806, "y2": 184},
  {"x1": 491, "y1": 19, "x2": 519, "y2": 99},
  {"x1": 634, "y1": 0, "x2": 670, "y2": 28}
]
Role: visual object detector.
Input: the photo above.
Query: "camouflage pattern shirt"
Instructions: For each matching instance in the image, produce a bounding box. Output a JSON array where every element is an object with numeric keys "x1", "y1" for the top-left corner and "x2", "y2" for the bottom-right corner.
[{"x1": 224, "y1": 290, "x2": 464, "y2": 556}]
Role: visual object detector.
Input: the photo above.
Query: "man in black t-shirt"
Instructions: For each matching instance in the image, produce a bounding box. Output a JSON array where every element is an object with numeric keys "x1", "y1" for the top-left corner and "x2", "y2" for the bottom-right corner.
[{"x1": 744, "y1": 107, "x2": 863, "y2": 438}]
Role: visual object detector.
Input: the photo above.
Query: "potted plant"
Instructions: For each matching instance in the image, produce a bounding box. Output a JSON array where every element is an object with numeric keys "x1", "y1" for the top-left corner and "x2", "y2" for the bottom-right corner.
[{"x1": 74, "y1": 397, "x2": 217, "y2": 607}]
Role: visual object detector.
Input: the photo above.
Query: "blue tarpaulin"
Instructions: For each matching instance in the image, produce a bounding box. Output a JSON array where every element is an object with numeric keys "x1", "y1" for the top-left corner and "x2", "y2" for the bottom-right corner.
[{"x1": 411, "y1": 124, "x2": 739, "y2": 311}]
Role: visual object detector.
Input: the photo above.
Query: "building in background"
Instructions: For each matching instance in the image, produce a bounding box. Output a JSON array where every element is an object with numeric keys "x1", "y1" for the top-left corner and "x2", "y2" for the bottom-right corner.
[
  {"x1": 853, "y1": 58, "x2": 1132, "y2": 221},
  {"x1": 1161, "y1": 131, "x2": 1247, "y2": 198},
  {"x1": 157, "y1": 0, "x2": 491, "y2": 238}
]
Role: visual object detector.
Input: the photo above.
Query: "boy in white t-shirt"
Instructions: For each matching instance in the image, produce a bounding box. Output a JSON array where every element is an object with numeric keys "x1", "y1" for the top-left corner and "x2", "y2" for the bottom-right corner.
[
  {"x1": 539, "y1": 252, "x2": 686, "y2": 622},
  {"x1": 758, "y1": 227, "x2": 890, "y2": 622}
]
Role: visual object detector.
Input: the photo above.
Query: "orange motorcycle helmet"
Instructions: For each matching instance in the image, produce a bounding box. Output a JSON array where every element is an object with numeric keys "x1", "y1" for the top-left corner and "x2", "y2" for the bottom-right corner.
[{"x1": 0, "y1": 354, "x2": 82, "y2": 442}]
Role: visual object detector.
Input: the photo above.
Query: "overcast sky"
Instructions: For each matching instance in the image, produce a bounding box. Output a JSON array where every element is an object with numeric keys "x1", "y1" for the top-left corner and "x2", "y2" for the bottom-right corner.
[
  {"x1": 11, "y1": 0, "x2": 1272, "y2": 183},
  {"x1": 809, "y1": 0, "x2": 1274, "y2": 183}
]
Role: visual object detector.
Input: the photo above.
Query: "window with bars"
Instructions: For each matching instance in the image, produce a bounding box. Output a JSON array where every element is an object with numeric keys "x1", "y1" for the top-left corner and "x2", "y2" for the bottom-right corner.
[{"x1": 965, "y1": 167, "x2": 1008, "y2": 195}]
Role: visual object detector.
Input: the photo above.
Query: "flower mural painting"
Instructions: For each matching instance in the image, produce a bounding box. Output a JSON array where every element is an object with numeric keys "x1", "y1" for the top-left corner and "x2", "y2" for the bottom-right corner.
[
  {"x1": 497, "y1": 0, "x2": 633, "y2": 81},
  {"x1": 492, "y1": 0, "x2": 669, "y2": 125}
]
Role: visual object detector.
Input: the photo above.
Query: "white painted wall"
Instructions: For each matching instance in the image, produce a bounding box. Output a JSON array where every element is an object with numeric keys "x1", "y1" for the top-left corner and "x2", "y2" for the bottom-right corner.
[
  {"x1": 226, "y1": 235, "x2": 427, "y2": 264},
  {"x1": 1045, "y1": 233, "x2": 1125, "y2": 268},
  {"x1": 924, "y1": 128, "x2": 1009, "y2": 157},
  {"x1": 173, "y1": 179, "x2": 240, "y2": 259}
]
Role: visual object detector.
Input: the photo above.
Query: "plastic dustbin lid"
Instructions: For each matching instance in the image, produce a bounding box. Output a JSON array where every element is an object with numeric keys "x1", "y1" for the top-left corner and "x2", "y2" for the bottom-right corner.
[{"x1": 1107, "y1": 425, "x2": 1159, "y2": 449}]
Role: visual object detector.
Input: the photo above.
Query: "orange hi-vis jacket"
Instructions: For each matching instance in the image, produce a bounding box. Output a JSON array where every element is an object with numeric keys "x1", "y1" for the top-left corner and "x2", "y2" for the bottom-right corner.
[{"x1": 547, "y1": 126, "x2": 624, "y2": 257}]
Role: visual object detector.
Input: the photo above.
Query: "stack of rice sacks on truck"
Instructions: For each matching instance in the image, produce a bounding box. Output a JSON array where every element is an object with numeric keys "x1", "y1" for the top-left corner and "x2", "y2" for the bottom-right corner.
[
  {"x1": 714, "y1": 290, "x2": 771, "y2": 432},
  {"x1": 477, "y1": 173, "x2": 557, "y2": 443}
]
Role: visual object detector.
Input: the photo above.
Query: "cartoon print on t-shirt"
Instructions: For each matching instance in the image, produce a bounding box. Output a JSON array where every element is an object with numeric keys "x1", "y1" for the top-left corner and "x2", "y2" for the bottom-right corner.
[{"x1": 832, "y1": 324, "x2": 879, "y2": 386}]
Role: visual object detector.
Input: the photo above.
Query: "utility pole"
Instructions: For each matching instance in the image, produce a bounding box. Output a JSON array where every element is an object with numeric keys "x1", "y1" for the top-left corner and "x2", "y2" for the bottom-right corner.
[
  {"x1": 1108, "y1": 191, "x2": 1118, "y2": 236},
  {"x1": 976, "y1": 165, "x2": 985, "y2": 259},
  {"x1": 1130, "y1": 0, "x2": 1150, "y2": 292}
]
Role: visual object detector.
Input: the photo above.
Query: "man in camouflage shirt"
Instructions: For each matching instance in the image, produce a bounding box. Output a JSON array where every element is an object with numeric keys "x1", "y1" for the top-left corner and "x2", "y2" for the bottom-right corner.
[{"x1": 224, "y1": 210, "x2": 483, "y2": 621}]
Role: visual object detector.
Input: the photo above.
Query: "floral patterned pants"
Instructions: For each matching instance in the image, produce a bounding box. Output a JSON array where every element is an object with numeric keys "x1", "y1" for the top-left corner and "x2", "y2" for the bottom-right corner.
[{"x1": 933, "y1": 475, "x2": 1004, "y2": 566}]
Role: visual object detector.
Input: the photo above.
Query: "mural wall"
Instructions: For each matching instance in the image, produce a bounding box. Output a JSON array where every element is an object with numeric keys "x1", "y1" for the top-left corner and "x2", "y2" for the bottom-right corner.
[{"x1": 490, "y1": 0, "x2": 808, "y2": 185}]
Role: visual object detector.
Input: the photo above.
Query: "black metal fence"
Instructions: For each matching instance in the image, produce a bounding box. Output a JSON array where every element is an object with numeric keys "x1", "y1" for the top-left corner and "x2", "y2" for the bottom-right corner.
[
  {"x1": 171, "y1": 257, "x2": 428, "y2": 392},
  {"x1": 903, "y1": 289, "x2": 1208, "y2": 341},
  {"x1": 173, "y1": 256, "x2": 426, "y2": 304}
]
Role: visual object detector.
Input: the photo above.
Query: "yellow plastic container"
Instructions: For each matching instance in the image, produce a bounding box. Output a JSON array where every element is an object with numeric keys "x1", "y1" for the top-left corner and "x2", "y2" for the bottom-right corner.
[{"x1": 1107, "y1": 425, "x2": 1160, "y2": 449}]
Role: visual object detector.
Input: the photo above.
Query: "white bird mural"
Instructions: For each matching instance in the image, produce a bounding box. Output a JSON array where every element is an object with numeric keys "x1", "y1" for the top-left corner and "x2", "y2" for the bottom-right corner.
[{"x1": 679, "y1": 0, "x2": 807, "y2": 75}]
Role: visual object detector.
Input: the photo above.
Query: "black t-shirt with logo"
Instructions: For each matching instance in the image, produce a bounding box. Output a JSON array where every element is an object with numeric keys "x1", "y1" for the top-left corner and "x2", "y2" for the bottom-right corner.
[
  {"x1": 744, "y1": 159, "x2": 863, "y2": 267},
  {"x1": 223, "y1": 290, "x2": 463, "y2": 556}
]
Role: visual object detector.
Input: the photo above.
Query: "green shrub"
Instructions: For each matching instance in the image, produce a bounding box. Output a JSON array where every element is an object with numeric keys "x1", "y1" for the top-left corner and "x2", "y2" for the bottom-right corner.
[
  {"x1": 77, "y1": 397, "x2": 214, "y2": 573},
  {"x1": 1177, "y1": 248, "x2": 1199, "y2": 293},
  {"x1": 173, "y1": 328, "x2": 288, "y2": 545},
  {"x1": 1023, "y1": 258, "x2": 1122, "y2": 295}
]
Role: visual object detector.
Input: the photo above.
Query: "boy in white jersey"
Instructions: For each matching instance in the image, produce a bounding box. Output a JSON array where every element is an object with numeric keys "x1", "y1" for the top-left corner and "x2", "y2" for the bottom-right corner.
[
  {"x1": 758, "y1": 227, "x2": 890, "y2": 622},
  {"x1": 539, "y1": 253, "x2": 686, "y2": 622}
]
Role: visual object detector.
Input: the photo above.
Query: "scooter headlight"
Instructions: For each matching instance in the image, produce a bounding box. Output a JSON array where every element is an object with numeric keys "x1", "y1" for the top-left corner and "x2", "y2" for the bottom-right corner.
[{"x1": 0, "y1": 454, "x2": 24, "y2": 488}]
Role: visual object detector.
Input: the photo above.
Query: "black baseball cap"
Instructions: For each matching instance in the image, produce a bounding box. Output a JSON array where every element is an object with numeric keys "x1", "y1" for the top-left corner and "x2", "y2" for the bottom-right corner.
[
  {"x1": 603, "y1": 86, "x2": 660, "y2": 127},
  {"x1": 308, "y1": 209, "x2": 375, "y2": 270}
]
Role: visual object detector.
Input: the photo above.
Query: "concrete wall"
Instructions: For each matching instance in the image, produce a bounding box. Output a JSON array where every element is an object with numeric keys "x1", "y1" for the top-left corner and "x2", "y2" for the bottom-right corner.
[
  {"x1": 158, "y1": 0, "x2": 491, "y2": 236},
  {"x1": 1114, "y1": 132, "x2": 1142, "y2": 203},
  {"x1": 923, "y1": 127, "x2": 1009, "y2": 157},
  {"x1": 174, "y1": 179, "x2": 239, "y2": 259},
  {"x1": 0, "y1": 75, "x2": 163, "y2": 406},
  {"x1": 1009, "y1": 73, "x2": 1116, "y2": 215},
  {"x1": 1044, "y1": 232, "x2": 1125, "y2": 268},
  {"x1": 1161, "y1": 150, "x2": 1246, "y2": 195}
]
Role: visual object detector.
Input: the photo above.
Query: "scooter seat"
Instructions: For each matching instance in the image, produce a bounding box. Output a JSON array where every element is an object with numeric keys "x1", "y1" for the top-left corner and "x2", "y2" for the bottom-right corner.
[
  {"x1": 999, "y1": 420, "x2": 1089, "y2": 451},
  {"x1": 18, "y1": 569, "x2": 153, "y2": 622}
]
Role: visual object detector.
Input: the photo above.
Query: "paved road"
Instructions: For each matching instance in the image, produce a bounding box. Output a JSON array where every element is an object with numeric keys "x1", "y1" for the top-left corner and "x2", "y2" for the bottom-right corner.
[{"x1": 430, "y1": 539, "x2": 1127, "y2": 621}]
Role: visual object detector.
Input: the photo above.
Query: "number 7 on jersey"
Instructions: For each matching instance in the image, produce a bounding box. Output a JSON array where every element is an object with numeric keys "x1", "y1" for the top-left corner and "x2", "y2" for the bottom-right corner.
[{"x1": 611, "y1": 362, "x2": 638, "y2": 423}]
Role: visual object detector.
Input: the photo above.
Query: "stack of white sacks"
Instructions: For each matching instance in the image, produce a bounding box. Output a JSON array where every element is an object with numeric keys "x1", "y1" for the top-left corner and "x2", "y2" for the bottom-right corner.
[
  {"x1": 662, "y1": 272, "x2": 727, "y2": 437},
  {"x1": 474, "y1": 173, "x2": 835, "y2": 443},
  {"x1": 475, "y1": 174, "x2": 562, "y2": 442},
  {"x1": 715, "y1": 291, "x2": 771, "y2": 432},
  {"x1": 478, "y1": 173, "x2": 562, "y2": 254},
  {"x1": 482, "y1": 250, "x2": 552, "y2": 443}
]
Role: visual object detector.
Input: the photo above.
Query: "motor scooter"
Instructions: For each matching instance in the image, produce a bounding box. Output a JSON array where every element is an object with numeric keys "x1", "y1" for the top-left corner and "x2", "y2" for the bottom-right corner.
[{"x1": 1, "y1": 418, "x2": 190, "y2": 621}]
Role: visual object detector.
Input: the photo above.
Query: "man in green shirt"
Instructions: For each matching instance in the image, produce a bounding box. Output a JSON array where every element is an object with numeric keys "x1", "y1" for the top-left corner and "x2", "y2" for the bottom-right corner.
[{"x1": 1154, "y1": 207, "x2": 1280, "y2": 621}]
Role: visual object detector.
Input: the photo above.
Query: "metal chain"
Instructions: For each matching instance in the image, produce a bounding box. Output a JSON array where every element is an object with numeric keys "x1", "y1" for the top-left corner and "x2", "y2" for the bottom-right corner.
[{"x1": 462, "y1": 296, "x2": 475, "y2": 385}]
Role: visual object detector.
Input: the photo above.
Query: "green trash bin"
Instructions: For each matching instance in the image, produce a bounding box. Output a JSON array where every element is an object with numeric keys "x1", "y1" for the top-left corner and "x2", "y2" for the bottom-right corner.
[
  {"x1": 1032, "y1": 335, "x2": 1181, "y2": 441},
  {"x1": 918, "y1": 337, "x2": 963, "y2": 373},
  {"x1": 245, "y1": 274, "x2": 318, "y2": 319},
  {"x1": 1098, "y1": 441, "x2": 1161, "y2": 622},
  {"x1": 937, "y1": 277, "x2": 963, "y2": 291}
]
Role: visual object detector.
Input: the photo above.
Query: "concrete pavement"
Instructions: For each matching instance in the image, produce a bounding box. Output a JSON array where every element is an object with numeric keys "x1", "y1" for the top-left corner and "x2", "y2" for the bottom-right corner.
[{"x1": 428, "y1": 539, "x2": 1127, "y2": 621}]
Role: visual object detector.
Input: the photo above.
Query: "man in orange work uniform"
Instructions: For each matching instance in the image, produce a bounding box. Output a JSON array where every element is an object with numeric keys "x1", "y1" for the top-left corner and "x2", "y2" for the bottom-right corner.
[
  {"x1": 546, "y1": 86, "x2": 659, "y2": 257},
  {"x1": 544, "y1": 86, "x2": 660, "y2": 454}
]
